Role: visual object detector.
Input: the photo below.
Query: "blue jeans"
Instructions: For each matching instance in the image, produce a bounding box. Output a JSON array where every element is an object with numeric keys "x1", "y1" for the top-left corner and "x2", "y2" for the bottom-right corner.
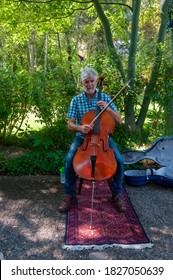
[{"x1": 64, "y1": 136, "x2": 124, "y2": 196}]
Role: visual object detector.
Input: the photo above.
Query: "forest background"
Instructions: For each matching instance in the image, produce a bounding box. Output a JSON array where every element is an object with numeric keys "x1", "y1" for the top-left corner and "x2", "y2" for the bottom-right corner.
[{"x1": 0, "y1": 0, "x2": 173, "y2": 176}]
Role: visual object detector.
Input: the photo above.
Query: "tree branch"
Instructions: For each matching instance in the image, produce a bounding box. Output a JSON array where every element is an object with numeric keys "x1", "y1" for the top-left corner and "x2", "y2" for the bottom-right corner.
[
  {"x1": 11, "y1": 2, "x2": 94, "y2": 23},
  {"x1": 16, "y1": 0, "x2": 133, "y2": 12},
  {"x1": 75, "y1": 1, "x2": 133, "y2": 12}
]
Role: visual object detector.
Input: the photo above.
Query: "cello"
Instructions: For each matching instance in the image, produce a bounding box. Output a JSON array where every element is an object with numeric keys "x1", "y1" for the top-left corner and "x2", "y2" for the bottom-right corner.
[{"x1": 73, "y1": 77, "x2": 130, "y2": 182}]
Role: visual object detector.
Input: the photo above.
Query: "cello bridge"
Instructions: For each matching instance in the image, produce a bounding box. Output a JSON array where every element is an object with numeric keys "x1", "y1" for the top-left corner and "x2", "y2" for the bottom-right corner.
[{"x1": 90, "y1": 143, "x2": 100, "y2": 147}]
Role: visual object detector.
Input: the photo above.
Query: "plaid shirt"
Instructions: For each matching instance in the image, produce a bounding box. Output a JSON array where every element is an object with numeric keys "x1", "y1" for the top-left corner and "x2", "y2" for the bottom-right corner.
[{"x1": 67, "y1": 91, "x2": 118, "y2": 137}]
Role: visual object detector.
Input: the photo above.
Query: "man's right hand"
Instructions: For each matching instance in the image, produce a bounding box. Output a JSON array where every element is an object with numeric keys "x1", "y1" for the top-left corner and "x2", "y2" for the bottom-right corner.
[{"x1": 80, "y1": 124, "x2": 93, "y2": 134}]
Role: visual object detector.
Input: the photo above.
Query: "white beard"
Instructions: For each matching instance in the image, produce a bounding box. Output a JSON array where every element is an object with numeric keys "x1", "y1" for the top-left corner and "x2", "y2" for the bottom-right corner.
[{"x1": 84, "y1": 85, "x2": 97, "y2": 95}]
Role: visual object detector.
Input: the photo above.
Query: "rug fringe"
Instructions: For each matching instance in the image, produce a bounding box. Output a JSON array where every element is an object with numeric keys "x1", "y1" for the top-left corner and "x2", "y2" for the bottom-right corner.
[{"x1": 63, "y1": 242, "x2": 153, "y2": 251}]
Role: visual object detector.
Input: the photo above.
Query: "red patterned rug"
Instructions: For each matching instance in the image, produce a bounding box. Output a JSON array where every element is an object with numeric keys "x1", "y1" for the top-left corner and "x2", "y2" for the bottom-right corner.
[{"x1": 64, "y1": 180, "x2": 153, "y2": 250}]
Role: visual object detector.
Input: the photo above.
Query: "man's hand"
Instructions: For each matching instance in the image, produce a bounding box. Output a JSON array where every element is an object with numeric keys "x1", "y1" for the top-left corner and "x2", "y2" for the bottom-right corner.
[
  {"x1": 80, "y1": 124, "x2": 93, "y2": 134},
  {"x1": 97, "y1": 101, "x2": 122, "y2": 125},
  {"x1": 68, "y1": 118, "x2": 93, "y2": 134},
  {"x1": 97, "y1": 100, "x2": 107, "y2": 109}
]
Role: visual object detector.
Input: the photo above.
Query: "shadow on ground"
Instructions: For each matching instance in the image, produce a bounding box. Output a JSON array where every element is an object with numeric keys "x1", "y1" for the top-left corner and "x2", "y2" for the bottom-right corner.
[{"x1": 0, "y1": 175, "x2": 173, "y2": 260}]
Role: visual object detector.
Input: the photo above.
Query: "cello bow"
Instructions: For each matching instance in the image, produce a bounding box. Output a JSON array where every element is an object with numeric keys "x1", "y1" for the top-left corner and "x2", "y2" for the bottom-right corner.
[{"x1": 89, "y1": 79, "x2": 131, "y2": 127}]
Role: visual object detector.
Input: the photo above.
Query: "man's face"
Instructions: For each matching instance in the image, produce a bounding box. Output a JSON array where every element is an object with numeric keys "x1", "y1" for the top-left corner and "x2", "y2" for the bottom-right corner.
[{"x1": 82, "y1": 76, "x2": 98, "y2": 95}]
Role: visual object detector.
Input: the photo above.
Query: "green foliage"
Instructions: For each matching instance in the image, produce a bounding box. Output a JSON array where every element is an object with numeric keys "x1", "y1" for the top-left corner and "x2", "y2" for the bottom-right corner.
[
  {"x1": 0, "y1": 150, "x2": 65, "y2": 176},
  {"x1": 0, "y1": 69, "x2": 32, "y2": 140},
  {"x1": 113, "y1": 124, "x2": 150, "y2": 151},
  {"x1": 31, "y1": 68, "x2": 76, "y2": 127},
  {"x1": 1, "y1": 115, "x2": 74, "y2": 175},
  {"x1": 29, "y1": 120, "x2": 73, "y2": 152},
  {"x1": 0, "y1": 65, "x2": 76, "y2": 142},
  {"x1": 0, "y1": 119, "x2": 72, "y2": 176},
  {"x1": 0, "y1": 105, "x2": 169, "y2": 176},
  {"x1": 0, "y1": 0, "x2": 172, "y2": 176}
]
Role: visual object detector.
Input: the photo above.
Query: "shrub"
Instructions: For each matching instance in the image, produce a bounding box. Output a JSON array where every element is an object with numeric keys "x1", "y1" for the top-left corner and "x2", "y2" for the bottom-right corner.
[{"x1": 0, "y1": 150, "x2": 65, "y2": 176}]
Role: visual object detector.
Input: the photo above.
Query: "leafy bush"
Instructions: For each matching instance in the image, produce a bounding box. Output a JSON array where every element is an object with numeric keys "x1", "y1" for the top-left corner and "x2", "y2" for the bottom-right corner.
[
  {"x1": 0, "y1": 69, "x2": 32, "y2": 141},
  {"x1": 0, "y1": 118, "x2": 74, "y2": 176},
  {"x1": 27, "y1": 120, "x2": 73, "y2": 152},
  {"x1": 0, "y1": 150, "x2": 65, "y2": 176}
]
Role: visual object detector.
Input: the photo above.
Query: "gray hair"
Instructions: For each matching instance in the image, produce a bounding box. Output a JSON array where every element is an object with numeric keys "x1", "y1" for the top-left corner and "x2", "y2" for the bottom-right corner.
[{"x1": 81, "y1": 67, "x2": 98, "y2": 81}]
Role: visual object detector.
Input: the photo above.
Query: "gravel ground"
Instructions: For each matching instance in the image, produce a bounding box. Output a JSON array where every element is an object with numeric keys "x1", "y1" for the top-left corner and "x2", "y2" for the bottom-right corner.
[{"x1": 0, "y1": 175, "x2": 173, "y2": 260}]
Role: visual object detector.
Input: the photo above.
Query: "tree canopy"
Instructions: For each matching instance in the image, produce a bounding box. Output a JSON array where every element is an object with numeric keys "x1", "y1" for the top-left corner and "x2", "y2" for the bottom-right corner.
[{"x1": 0, "y1": 0, "x2": 173, "y2": 144}]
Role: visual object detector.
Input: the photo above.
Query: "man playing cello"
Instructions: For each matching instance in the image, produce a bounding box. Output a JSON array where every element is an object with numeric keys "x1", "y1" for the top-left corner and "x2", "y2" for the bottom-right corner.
[{"x1": 58, "y1": 67, "x2": 126, "y2": 213}]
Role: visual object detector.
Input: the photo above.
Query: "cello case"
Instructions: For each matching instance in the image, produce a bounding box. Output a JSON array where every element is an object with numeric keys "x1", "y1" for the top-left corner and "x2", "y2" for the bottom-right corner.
[{"x1": 122, "y1": 137, "x2": 173, "y2": 187}]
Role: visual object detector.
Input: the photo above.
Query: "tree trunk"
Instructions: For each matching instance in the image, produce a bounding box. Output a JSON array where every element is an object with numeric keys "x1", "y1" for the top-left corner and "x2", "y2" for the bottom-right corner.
[
  {"x1": 165, "y1": 99, "x2": 173, "y2": 134},
  {"x1": 0, "y1": 38, "x2": 5, "y2": 70},
  {"x1": 28, "y1": 30, "x2": 37, "y2": 72},
  {"x1": 92, "y1": 0, "x2": 126, "y2": 82},
  {"x1": 124, "y1": 0, "x2": 141, "y2": 131},
  {"x1": 44, "y1": 32, "x2": 48, "y2": 73},
  {"x1": 136, "y1": 0, "x2": 170, "y2": 129},
  {"x1": 164, "y1": 29, "x2": 173, "y2": 134},
  {"x1": 65, "y1": 31, "x2": 75, "y2": 83}
]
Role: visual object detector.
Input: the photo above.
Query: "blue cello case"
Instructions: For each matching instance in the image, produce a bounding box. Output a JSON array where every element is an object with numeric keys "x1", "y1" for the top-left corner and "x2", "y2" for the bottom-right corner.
[{"x1": 122, "y1": 137, "x2": 173, "y2": 187}]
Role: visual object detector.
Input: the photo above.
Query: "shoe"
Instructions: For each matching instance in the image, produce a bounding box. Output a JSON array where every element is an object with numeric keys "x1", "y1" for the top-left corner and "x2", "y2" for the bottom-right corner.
[
  {"x1": 58, "y1": 195, "x2": 75, "y2": 212},
  {"x1": 112, "y1": 195, "x2": 126, "y2": 212}
]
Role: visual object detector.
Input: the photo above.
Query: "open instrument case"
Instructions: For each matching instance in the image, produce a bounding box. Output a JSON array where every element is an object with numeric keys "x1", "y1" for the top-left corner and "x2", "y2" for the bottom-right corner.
[{"x1": 122, "y1": 137, "x2": 173, "y2": 187}]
